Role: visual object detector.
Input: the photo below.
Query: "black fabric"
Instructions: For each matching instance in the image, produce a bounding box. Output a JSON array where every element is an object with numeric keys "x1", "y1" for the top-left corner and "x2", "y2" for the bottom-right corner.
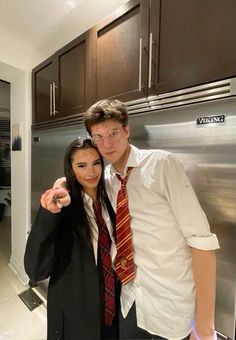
[
  {"x1": 24, "y1": 206, "x2": 117, "y2": 340},
  {"x1": 103, "y1": 193, "x2": 116, "y2": 239},
  {"x1": 101, "y1": 280, "x2": 120, "y2": 340}
]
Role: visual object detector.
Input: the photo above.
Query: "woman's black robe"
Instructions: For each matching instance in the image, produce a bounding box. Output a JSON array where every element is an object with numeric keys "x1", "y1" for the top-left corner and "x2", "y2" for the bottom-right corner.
[{"x1": 24, "y1": 206, "x2": 103, "y2": 340}]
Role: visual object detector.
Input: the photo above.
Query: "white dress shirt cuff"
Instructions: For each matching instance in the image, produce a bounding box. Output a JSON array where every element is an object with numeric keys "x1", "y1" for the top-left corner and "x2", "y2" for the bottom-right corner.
[{"x1": 187, "y1": 233, "x2": 220, "y2": 250}]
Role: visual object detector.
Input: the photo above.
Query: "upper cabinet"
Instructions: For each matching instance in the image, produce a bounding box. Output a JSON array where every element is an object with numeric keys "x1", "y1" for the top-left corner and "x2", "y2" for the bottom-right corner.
[
  {"x1": 91, "y1": 0, "x2": 236, "y2": 101},
  {"x1": 33, "y1": 56, "x2": 56, "y2": 124},
  {"x1": 90, "y1": 0, "x2": 149, "y2": 102},
  {"x1": 155, "y1": 0, "x2": 236, "y2": 94},
  {"x1": 32, "y1": 0, "x2": 236, "y2": 126},
  {"x1": 32, "y1": 31, "x2": 91, "y2": 125}
]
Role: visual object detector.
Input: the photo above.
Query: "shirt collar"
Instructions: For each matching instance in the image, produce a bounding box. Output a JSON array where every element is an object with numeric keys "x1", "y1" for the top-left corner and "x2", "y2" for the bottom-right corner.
[
  {"x1": 82, "y1": 191, "x2": 95, "y2": 217},
  {"x1": 82, "y1": 191, "x2": 94, "y2": 206},
  {"x1": 109, "y1": 144, "x2": 140, "y2": 177}
]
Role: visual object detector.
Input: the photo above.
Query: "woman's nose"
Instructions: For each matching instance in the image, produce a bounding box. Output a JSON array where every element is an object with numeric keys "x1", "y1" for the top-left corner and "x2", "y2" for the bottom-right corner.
[{"x1": 87, "y1": 166, "x2": 96, "y2": 176}]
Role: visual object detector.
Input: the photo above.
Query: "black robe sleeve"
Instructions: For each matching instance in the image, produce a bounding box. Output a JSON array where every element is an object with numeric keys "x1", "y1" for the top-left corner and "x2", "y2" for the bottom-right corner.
[{"x1": 24, "y1": 206, "x2": 61, "y2": 285}]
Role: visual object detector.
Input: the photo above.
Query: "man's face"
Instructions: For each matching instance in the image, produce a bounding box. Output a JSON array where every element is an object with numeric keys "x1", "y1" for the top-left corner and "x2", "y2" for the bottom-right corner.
[{"x1": 90, "y1": 120, "x2": 130, "y2": 167}]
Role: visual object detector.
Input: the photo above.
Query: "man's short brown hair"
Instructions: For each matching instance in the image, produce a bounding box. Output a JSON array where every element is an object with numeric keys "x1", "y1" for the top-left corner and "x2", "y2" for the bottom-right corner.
[{"x1": 83, "y1": 99, "x2": 129, "y2": 135}]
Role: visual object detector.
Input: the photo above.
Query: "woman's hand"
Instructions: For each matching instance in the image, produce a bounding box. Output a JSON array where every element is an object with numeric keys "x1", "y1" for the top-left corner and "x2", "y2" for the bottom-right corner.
[{"x1": 40, "y1": 188, "x2": 71, "y2": 213}]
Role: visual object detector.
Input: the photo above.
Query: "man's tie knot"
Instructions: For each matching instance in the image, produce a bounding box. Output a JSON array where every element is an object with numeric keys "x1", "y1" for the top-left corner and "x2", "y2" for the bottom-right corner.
[{"x1": 116, "y1": 167, "x2": 134, "y2": 186}]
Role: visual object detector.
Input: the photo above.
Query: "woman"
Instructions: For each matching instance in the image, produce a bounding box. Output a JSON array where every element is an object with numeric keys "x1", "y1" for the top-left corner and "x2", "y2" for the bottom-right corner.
[{"x1": 24, "y1": 138, "x2": 118, "y2": 340}]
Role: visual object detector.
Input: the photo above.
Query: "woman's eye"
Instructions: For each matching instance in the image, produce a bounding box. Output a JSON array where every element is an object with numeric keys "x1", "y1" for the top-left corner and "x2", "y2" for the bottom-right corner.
[
  {"x1": 77, "y1": 164, "x2": 86, "y2": 168},
  {"x1": 94, "y1": 160, "x2": 101, "y2": 166}
]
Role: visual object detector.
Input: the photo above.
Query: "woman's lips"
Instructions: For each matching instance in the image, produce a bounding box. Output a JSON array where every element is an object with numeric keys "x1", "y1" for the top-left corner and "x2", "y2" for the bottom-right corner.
[{"x1": 85, "y1": 177, "x2": 99, "y2": 183}]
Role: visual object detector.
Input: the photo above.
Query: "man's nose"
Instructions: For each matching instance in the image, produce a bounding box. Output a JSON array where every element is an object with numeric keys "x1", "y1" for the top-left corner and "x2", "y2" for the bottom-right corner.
[{"x1": 102, "y1": 136, "x2": 112, "y2": 148}]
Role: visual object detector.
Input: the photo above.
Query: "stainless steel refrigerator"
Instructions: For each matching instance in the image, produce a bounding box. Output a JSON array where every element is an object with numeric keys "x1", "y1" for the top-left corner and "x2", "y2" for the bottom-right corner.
[{"x1": 32, "y1": 82, "x2": 236, "y2": 339}]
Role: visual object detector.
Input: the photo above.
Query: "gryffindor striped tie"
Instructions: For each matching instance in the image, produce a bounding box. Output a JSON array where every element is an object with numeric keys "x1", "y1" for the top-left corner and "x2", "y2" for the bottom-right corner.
[
  {"x1": 93, "y1": 201, "x2": 115, "y2": 326},
  {"x1": 115, "y1": 167, "x2": 135, "y2": 284}
]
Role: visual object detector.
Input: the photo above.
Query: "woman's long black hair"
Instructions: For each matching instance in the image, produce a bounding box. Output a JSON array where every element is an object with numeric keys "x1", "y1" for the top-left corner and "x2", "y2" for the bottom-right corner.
[{"x1": 63, "y1": 138, "x2": 115, "y2": 245}]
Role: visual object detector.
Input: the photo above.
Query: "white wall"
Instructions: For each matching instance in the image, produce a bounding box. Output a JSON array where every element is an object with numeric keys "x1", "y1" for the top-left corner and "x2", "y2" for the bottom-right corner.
[
  {"x1": 0, "y1": 61, "x2": 31, "y2": 283},
  {"x1": 0, "y1": 31, "x2": 46, "y2": 71}
]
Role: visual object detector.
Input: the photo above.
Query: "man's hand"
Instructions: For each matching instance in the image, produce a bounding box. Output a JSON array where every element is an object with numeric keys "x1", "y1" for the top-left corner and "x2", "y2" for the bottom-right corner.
[
  {"x1": 190, "y1": 329, "x2": 217, "y2": 340},
  {"x1": 40, "y1": 188, "x2": 71, "y2": 213}
]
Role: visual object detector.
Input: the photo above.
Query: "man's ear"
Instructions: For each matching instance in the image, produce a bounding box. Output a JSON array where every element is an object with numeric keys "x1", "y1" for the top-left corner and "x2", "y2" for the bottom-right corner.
[{"x1": 124, "y1": 125, "x2": 130, "y2": 139}]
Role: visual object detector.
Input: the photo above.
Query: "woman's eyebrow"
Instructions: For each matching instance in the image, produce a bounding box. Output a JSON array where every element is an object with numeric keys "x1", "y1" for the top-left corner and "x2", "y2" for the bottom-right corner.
[{"x1": 74, "y1": 161, "x2": 87, "y2": 165}]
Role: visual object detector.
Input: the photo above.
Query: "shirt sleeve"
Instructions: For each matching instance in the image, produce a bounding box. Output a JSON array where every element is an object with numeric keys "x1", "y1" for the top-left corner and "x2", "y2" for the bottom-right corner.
[
  {"x1": 53, "y1": 177, "x2": 67, "y2": 188},
  {"x1": 161, "y1": 153, "x2": 220, "y2": 250}
]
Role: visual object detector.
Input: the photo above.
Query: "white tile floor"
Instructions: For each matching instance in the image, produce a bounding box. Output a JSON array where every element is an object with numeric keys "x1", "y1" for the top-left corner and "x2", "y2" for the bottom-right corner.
[{"x1": 0, "y1": 217, "x2": 47, "y2": 340}]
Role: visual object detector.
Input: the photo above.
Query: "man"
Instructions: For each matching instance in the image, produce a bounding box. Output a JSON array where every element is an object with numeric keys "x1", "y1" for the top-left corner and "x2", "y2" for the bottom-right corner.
[{"x1": 43, "y1": 99, "x2": 219, "y2": 339}]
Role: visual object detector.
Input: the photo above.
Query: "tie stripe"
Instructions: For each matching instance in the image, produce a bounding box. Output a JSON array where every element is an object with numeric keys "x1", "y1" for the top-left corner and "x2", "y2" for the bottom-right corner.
[
  {"x1": 93, "y1": 201, "x2": 115, "y2": 326},
  {"x1": 115, "y1": 167, "x2": 135, "y2": 285}
]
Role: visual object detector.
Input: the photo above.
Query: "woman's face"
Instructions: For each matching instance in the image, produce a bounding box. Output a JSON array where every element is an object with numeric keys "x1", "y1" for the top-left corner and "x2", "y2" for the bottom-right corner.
[{"x1": 71, "y1": 147, "x2": 102, "y2": 198}]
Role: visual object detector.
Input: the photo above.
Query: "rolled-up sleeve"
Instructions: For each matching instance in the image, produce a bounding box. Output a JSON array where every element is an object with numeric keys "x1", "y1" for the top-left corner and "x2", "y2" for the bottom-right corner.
[
  {"x1": 187, "y1": 233, "x2": 219, "y2": 250},
  {"x1": 162, "y1": 154, "x2": 220, "y2": 250}
]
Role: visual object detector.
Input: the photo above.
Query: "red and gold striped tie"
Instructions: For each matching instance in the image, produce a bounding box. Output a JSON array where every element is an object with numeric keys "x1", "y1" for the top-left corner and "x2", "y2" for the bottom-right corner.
[
  {"x1": 93, "y1": 201, "x2": 116, "y2": 326},
  {"x1": 115, "y1": 167, "x2": 135, "y2": 284}
]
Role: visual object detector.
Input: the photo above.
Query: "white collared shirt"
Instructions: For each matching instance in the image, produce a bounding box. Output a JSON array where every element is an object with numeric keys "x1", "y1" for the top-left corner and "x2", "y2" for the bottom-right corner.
[
  {"x1": 83, "y1": 192, "x2": 117, "y2": 265},
  {"x1": 105, "y1": 145, "x2": 220, "y2": 339}
]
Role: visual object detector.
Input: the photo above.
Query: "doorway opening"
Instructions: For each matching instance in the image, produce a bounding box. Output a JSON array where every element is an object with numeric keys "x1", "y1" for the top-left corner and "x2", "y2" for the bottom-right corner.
[{"x1": 0, "y1": 79, "x2": 11, "y2": 263}]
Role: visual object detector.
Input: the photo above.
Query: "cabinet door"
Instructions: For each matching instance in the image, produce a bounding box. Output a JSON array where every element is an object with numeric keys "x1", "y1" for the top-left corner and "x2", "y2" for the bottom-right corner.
[
  {"x1": 153, "y1": 0, "x2": 236, "y2": 94},
  {"x1": 55, "y1": 31, "x2": 91, "y2": 118},
  {"x1": 32, "y1": 58, "x2": 56, "y2": 124},
  {"x1": 91, "y1": 0, "x2": 149, "y2": 102}
]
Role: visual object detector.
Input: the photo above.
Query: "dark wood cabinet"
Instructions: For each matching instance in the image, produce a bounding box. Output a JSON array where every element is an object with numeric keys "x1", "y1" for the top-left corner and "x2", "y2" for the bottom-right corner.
[
  {"x1": 91, "y1": 0, "x2": 236, "y2": 101},
  {"x1": 32, "y1": 0, "x2": 236, "y2": 125},
  {"x1": 90, "y1": 0, "x2": 149, "y2": 102},
  {"x1": 55, "y1": 33, "x2": 91, "y2": 117},
  {"x1": 33, "y1": 57, "x2": 56, "y2": 124},
  {"x1": 32, "y1": 31, "x2": 91, "y2": 125},
  {"x1": 153, "y1": 0, "x2": 236, "y2": 94}
]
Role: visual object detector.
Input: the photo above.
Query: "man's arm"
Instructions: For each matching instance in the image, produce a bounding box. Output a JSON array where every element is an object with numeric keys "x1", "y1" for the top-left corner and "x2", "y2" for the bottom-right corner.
[
  {"x1": 53, "y1": 177, "x2": 67, "y2": 189},
  {"x1": 190, "y1": 248, "x2": 217, "y2": 340}
]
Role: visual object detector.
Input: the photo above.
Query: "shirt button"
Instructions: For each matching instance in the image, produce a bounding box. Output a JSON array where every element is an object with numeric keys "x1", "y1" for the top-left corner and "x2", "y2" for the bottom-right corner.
[{"x1": 120, "y1": 257, "x2": 128, "y2": 268}]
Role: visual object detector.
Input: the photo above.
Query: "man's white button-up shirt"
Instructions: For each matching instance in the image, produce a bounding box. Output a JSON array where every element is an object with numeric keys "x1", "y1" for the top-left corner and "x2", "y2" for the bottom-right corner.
[{"x1": 105, "y1": 145, "x2": 219, "y2": 339}]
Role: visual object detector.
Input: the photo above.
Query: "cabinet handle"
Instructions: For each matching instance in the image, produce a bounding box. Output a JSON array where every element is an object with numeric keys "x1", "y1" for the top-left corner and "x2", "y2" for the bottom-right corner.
[
  {"x1": 49, "y1": 83, "x2": 53, "y2": 116},
  {"x1": 138, "y1": 38, "x2": 142, "y2": 91},
  {"x1": 52, "y1": 82, "x2": 58, "y2": 115},
  {"x1": 148, "y1": 32, "x2": 153, "y2": 88}
]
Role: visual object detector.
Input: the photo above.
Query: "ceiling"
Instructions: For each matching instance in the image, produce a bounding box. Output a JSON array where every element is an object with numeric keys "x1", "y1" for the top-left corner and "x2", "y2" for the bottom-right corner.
[{"x1": 0, "y1": 0, "x2": 128, "y2": 57}]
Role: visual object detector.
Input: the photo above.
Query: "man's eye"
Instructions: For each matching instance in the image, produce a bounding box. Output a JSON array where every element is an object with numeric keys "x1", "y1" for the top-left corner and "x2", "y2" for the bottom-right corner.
[
  {"x1": 110, "y1": 131, "x2": 118, "y2": 137},
  {"x1": 94, "y1": 136, "x2": 102, "y2": 142}
]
